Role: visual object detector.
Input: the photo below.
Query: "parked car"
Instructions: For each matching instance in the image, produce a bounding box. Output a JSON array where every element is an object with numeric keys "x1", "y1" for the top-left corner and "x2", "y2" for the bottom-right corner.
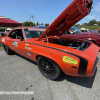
[
  {"x1": 0, "y1": 29, "x2": 5, "y2": 38},
  {"x1": 0, "y1": 0, "x2": 99, "y2": 80},
  {"x1": 80, "y1": 28, "x2": 93, "y2": 33},
  {"x1": 0, "y1": 28, "x2": 11, "y2": 38},
  {"x1": 62, "y1": 27, "x2": 100, "y2": 46},
  {"x1": 92, "y1": 30, "x2": 100, "y2": 33},
  {"x1": 5, "y1": 28, "x2": 11, "y2": 35}
]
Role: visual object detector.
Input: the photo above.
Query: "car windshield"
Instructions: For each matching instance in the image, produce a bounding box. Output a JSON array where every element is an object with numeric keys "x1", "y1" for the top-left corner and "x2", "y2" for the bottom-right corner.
[
  {"x1": 71, "y1": 28, "x2": 82, "y2": 34},
  {"x1": 24, "y1": 28, "x2": 46, "y2": 39},
  {"x1": 88, "y1": 29, "x2": 93, "y2": 32},
  {"x1": 93, "y1": 30, "x2": 98, "y2": 33}
]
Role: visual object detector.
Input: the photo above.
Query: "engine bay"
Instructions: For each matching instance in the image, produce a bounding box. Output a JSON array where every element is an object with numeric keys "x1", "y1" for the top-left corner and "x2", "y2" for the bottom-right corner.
[{"x1": 53, "y1": 39, "x2": 90, "y2": 51}]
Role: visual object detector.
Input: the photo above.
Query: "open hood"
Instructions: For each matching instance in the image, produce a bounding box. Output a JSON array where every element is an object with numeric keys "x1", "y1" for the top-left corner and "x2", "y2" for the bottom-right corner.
[{"x1": 38, "y1": 0, "x2": 93, "y2": 40}]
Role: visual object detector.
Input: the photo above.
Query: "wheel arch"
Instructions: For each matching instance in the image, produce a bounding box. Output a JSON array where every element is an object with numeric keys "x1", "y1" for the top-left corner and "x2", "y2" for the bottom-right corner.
[{"x1": 36, "y1": 55, "x2": 62, "y2": 71}]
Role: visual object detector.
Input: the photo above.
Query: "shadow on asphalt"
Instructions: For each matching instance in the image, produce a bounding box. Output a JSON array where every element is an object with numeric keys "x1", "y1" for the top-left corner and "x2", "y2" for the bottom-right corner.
[
  {"x1": 56, "y1": 68, "x2": 97, "y2": 88},
  {"x1": 15, "y1": 53, "x2": 97, "y2": 88},
  {"x1": 15, "y1": 53, "x2": 37, "y2": 65}
]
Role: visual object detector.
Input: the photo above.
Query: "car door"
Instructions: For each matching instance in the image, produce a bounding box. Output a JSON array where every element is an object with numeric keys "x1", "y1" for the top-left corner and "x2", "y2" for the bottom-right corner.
[{"x1": 7, "y1": 29, "x2": 28, "y2": 56}]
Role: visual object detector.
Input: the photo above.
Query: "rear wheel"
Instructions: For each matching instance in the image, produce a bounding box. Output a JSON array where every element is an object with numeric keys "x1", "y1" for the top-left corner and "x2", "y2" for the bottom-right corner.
[
  {"x1": 4, "y1": 45, "x2": 14, "y2": 55},
  {"x1": 37, "y1": 56, "x2": 62, "y2": 80}
]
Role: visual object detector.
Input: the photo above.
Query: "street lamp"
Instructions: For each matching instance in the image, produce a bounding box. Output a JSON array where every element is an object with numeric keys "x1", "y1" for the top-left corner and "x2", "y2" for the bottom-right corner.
[{"x1": 31, "y1": 15, "x2": 35, "y2": 26}]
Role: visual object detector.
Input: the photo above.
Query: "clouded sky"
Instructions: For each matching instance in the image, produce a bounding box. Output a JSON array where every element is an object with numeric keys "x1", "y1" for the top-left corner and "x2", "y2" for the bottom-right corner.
[{"x1": 0, "y1": 0, "x2": 100, "y2": 25}]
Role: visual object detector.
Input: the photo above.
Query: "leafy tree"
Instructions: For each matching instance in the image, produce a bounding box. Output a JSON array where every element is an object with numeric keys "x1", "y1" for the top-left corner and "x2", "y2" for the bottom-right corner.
[
  {"x1": 84, "y1": 23, "x2": 88, "y2": 26},
  {"x1": 30, "y1": 22, "x2": 33, "y2": 26},
  {"x1": 36, "y1": 21, "x2": 39, "y2": 26},
  {"x1": 41, "y1": 23, "x2": 43, "y2": 25},
  {"x1": 75, "y1": 24, "x2": 80, "y2": 26},
  {"x1": 45, "y1": 23, "x2": 49, "y2": 27},
  {"x1": 88, "y1": 19, "x2": 97, "y2": 26},
  {"x1": 97, "y1": 21, "x2": 100, "y2": 25},
  {"x1": 22, "y1": 21, "x2": 33, "y2": 26}
]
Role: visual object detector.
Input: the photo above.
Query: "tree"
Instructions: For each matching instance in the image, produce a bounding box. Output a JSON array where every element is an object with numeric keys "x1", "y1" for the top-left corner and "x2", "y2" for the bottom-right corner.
[
  {"x1": 88, "y1": 19, "x2": 97, "y2": 26},
  {"x1": 97, "y1": 21, "x2": 100, "y2": 25},
  {"x1": 22, "y1": 21, "x2": 33, "y2": 26},
  {"x1": 30, "y1": 22, "x2": 33, "y2": 26},
  {"x1": 36, "y1": 21, "x2": 39, "y2": 26},
  {"x1": 75, "y1": 24, "x2": 80, "y2": 26},
  {"x1": 84, "y1": 23, "x2": 88, "y2": 26},
  {"x1": 41, "y1": 23, "x2": 43, "y2": 25},
  {"x1": 45, "y1": 23, "x2": 49, "y2": 27}
]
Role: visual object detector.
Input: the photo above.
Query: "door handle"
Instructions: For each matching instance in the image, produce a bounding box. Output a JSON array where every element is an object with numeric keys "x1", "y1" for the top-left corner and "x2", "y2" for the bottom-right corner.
[{"x1": 9, "y1": 41, "x2": 11, "y2": 43}]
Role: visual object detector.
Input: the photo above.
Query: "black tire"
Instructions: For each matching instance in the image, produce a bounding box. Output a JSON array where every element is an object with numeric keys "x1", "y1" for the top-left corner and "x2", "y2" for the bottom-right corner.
[
  {"x1": 4, "y1": 45, "x2": 14, "y2": 55},
  {"x1": 37, "y1": 56, "x2": 62, "y2": 80}
]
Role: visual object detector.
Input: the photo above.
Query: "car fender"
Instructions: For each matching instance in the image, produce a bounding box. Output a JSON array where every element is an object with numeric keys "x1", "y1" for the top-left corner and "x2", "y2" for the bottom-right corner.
[
  {"x1": 83, "y1": 38, "x2": 96, "y2": 44},
  {"x1": 0, "y1": 36, "x2": 6, "y2": 45}
]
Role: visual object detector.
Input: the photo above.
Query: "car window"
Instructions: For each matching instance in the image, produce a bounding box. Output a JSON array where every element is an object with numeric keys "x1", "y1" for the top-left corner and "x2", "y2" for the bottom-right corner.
[
  {"x1": 71, "y1": 28, "x2": 82, "y2": 34},
  {"x1": 88, "y1": 29, "x2": 93, "y2": 32},
  {"x1": 8, "y1": 29, "x2": 24, "y2": 39},
  {"x1": 24, "y1": 28, "x2": 46, "y2": 39},
  {"x1": 80, "y1": 30, "x2": 84, "y2": 32}
]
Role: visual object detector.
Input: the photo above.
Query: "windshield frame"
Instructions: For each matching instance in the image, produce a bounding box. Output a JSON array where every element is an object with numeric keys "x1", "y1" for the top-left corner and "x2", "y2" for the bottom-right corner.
[{"x1": 24, "y1": 28, "x2": 46, "y2": 39}]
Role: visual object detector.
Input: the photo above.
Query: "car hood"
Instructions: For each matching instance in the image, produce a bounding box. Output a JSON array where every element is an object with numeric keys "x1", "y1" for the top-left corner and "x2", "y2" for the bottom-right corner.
[{"x1": 38, "y1": 0, "x2": 93, "y2": 40}]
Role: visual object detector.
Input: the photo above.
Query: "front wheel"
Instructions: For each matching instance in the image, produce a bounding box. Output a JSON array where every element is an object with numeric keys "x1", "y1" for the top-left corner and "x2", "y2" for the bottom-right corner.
[
  {"x1": 37, "y1": 56, "x2": 62, "y2": 80},
  {"x1": 4, "y1": 45, "x2": 14, "y2": 55}
]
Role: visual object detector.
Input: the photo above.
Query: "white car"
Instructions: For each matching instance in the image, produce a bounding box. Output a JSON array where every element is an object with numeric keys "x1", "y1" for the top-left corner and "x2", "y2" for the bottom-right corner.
[
  {"x1": 80, "y1": 28, "x2": 93, "y2": 33},
  {"x1": 5, "y1": 28, "x2": 11, "y2": 35}
]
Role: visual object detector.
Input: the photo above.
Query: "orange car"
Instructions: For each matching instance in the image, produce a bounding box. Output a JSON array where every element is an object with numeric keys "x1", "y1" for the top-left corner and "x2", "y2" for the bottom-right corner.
[{"x1": 0, "y1": 0, "x2": 99, "y2": 80}]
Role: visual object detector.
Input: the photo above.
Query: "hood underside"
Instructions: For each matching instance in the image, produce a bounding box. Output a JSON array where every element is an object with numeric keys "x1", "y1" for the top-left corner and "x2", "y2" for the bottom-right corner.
[{"x1": 38, "y1": 0, "x2": 93, "y2": 40}]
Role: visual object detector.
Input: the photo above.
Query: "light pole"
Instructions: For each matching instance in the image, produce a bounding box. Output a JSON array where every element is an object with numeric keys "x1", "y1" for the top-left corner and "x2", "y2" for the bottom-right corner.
[{"x1": 31, "y1": 15, "x2": 35, "y2": 26}]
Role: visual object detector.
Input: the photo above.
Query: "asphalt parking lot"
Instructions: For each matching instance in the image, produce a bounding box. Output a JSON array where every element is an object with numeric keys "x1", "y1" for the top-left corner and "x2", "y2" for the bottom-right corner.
[{"x1": 0, "y1": 50, "x2": 100, "y2": 100}]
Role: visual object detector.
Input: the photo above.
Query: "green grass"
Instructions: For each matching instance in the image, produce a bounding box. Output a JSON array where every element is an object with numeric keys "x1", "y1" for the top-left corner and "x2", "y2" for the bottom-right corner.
[
  {"x1": 0, "y1": 43, "x2": 3, "y2": 50},
  {"x1": 1, "y1": 26, "x2": 100, "y2": 30},
  {"x1": 0, "y1": 26, "x2": 21, "y2": 30},
  {"x1": 0, "y1": 46, "x2": 3, "y2": 50},
  {"x1": 74, "y1": 26, "x2": 100, "y2": 30}
]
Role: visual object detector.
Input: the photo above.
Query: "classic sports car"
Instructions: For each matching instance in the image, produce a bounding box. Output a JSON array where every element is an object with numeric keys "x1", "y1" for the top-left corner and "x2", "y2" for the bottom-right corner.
[
  {"x1": 80, "y1": 28, "x2": 93, "y2": 33},
  {"x1": 0, "y1": 0, "x2": 99, "y2": 80},
  {"x1": 62, "y1": 27, "x2": 100, "y2": 46}
]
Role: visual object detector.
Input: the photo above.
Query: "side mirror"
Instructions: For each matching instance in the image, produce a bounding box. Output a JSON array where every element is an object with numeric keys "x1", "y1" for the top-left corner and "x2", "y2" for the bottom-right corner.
[{"x1": 20, "y1": 38, "x2": 24, "y2": 41}]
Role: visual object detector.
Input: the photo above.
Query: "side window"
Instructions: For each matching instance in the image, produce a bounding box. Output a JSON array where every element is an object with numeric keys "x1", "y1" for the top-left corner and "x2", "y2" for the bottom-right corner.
[
  {"x1": 8, "y1": 30, "x2": 16, "y2": 39},
  {"x1": 64, "y1": 30, "x2": 72, "y2": 34},
  {"x1": 8, "y1": 29, "x2": 24, "y2": 39},
  {"x1": 81, "y1": 30, "x2": 84, "y2": 32}
]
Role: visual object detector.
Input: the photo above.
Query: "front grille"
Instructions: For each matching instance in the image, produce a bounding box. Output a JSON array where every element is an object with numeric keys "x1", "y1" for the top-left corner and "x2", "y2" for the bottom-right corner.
[{"x1": 92, "y1": 57, "x2": 99, "y2": 73}]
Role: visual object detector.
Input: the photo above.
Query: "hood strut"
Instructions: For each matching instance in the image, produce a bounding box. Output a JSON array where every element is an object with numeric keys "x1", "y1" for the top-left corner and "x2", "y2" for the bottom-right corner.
[{"x1": 42, "y1": 35, "x2": 49, "y2": 43}]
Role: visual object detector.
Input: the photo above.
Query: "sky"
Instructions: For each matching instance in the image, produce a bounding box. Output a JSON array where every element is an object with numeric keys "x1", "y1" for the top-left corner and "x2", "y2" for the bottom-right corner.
[{"x1": 0, "y1": 0, "x2": 100, "y2": 25}]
